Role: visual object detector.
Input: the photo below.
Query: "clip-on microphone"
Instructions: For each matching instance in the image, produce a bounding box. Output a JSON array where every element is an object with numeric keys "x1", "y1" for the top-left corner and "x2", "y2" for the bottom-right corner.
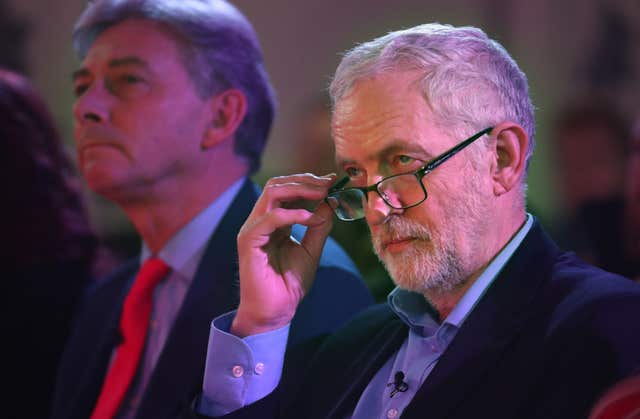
[{"x1": 387, "y1": 371, "x2": 409, "y2": 398}]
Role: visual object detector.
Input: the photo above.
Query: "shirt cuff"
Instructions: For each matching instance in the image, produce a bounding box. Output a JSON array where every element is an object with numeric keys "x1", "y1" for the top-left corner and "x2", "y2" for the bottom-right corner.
[{"x1": 198, "y1": 310, "x2": 290, "y2": 417}]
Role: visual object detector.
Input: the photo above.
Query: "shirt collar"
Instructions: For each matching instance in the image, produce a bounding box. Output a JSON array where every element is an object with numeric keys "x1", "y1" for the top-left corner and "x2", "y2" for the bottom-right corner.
[
  {"x1": 140, "y1": 178, "x2": 246, "y2": 280},
  {"x1": 389, "y1": 213, "x2": 534, "y2": 333},
  {"x1": 388, "y1": 288, "x2": 440, "y2": 337}
]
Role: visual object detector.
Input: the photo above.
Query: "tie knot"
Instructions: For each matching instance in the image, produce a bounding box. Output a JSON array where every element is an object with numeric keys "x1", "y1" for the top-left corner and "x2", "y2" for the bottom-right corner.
[{"x1": 130, "y1": 257, "x2": 170, "y2": 298}]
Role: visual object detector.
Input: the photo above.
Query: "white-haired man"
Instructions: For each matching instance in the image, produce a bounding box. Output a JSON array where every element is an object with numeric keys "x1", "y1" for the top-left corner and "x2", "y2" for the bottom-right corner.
[{"x1": 192, "y1": 23, "x2": 640, "y2": 419}]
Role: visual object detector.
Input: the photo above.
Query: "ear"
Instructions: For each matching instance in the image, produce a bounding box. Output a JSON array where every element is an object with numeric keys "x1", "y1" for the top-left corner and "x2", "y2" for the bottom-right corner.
[
  {"x1": 489, "y1": 122, "x2": 529, "y2": 196},
  {"x1": 201, "y1": 88, "x2": 248, "y2": 150}
]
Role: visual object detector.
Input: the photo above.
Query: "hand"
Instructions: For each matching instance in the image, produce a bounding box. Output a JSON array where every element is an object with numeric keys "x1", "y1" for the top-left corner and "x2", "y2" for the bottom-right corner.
[{"x1": 232, "y1": 173, "x2": 337, "y2": 337}]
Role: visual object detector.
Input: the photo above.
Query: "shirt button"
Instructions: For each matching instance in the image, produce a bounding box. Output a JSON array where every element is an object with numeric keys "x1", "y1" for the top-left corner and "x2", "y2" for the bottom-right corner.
[
  {"x1": 254, "y1": 362, "x2": 265, "y2": 375},
  {"x1": 387, "y1": 408, "x2": 399, "y2": 418},
  {"x1": 232, "y1": 365, "x2": 244, "y2": 378}
]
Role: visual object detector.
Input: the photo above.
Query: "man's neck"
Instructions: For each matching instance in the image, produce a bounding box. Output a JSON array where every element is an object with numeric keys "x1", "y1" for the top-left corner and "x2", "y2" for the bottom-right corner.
[
  {"x1": 425, "y1": 210, "x2": 528, "y2": 320},
  {"x1": 122, "y1": 172, "x2": 246, "y2": 253},
  {"x1": 423, "y1": 270, "x2": 482, "y2": 321}
]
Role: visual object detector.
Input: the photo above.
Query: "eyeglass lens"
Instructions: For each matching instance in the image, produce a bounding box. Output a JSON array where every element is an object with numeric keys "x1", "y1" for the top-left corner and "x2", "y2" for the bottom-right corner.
[
  {"x1": 378, "y1": 173, "x2": 425, "y2": 209},
  {"x1": 328, "y1": 173, "x2": 426, "y2": 221}
]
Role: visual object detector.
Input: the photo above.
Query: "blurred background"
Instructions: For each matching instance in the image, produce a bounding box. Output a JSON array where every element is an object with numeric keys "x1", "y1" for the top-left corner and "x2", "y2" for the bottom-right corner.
[{"x1": 2, "y1": 0, "x2": 639, "y2": 300}]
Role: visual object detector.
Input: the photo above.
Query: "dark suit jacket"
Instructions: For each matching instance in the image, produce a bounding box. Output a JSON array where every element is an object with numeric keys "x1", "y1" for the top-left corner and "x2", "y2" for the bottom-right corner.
[
  {"x1": 50, "y1": 180, "x2": 373, "y2": 419},
  {"x1": 207, "y1": 221, "x2": 640, "y2": 419}
]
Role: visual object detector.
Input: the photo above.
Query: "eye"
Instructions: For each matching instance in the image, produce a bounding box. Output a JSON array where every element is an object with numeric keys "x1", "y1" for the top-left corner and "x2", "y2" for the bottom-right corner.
[
  {"x1": 73, "y1": 83, "x2": 89, "y2": 97},
  {"x1": 397, "y1": 155, "x2": 415, "y2": 165},
  {"x1": 344, "y1": 166, "x2": 363, "y2": 179},
  {"x1": 119, "y1": 74, "x2": 144, "y2": 84},
  {"x1": 108, "y1": 73, "x2": 150, "y2": 97}
]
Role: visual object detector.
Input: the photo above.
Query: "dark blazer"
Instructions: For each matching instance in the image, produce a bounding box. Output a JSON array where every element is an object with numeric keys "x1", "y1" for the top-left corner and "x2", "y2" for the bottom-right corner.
[
  {"x1": 207, "y1": 221, "x2": 640, "y2": 419},
  {"x1": 51, "y1": 180, "x2": 373, "y2": 419}
]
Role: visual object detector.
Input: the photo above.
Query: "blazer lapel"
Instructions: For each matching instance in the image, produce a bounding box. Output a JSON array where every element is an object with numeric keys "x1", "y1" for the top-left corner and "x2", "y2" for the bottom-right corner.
[
  {"x1": 137, "y1": 180, "x2": 258, "y2": 418},
  {"x1": 305, "y1": 309, "x2": 408, "y2": 419},
  {"x1": 402, "y1": 221, "x2": 560, "y2": 419},
  {"x1": 65, "y1": 261, "x2": 139, "y2": 419}
]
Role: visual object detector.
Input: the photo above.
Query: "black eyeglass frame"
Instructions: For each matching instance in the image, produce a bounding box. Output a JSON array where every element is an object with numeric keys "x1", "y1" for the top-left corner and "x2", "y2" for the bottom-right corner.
[{"x1": 326, "y1": 126, "x2": 494, "y2": 218}]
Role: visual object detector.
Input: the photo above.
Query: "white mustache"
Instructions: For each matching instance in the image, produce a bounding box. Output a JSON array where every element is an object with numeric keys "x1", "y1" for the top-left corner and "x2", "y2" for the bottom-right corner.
[{"x1": 374, "y1": 217, "x2": 432, "y2": 247}]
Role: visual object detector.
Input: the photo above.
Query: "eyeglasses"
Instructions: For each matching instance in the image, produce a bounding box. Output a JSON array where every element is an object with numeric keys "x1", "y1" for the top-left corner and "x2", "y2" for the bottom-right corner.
[{"x1": 325, "y1": 127, "x2": 493, "y2": 221}]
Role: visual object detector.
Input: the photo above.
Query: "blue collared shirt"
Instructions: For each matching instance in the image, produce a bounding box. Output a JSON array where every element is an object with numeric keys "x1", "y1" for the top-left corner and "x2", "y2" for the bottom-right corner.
[
  {"x1": 117, "y1": 178, "x2": 245, "y2": 419},
  {"x1": 199, "y1": 213, "x2": 533, "y2": 418},
  {"x1": 352, "y1": 213, "x2": 533, "y2": 419}
]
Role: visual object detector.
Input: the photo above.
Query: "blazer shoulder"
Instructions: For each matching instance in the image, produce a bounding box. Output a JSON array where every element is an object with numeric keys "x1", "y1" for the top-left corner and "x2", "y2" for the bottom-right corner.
[
  {"x1": 545, "y1": 253, "x2": 640, "y2": 359},
  {"x1": 549, "y1": 251, "x2": 640, "y2": 307}
]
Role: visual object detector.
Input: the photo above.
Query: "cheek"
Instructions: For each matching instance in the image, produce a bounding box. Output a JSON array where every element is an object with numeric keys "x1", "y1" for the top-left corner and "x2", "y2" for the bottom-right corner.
[{"x1": 418, "y1": 177, "x2": 452, "y2": 219}]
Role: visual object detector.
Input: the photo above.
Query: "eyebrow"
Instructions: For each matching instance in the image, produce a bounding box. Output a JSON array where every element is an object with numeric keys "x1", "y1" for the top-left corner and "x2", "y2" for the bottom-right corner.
[
  {"x1": 336, "y1": 140, "x2": 434, "y2": 169},
  {"x1": 71, "y1": 56, "x2": 151, "y2": 82}
]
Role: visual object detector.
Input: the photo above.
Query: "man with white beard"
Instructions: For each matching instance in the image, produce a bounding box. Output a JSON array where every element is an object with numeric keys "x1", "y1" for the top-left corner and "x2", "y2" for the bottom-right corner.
[{"x1": 191, "y1": 23, "x2": 640, "y2": 419}]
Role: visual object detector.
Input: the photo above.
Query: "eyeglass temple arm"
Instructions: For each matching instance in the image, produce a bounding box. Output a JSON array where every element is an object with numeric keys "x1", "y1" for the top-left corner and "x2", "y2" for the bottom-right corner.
[
  {"x1": 327, "y1": 175, "x2": 378, "y2": 197},
  {"x1": 419, "y1": 127, "x2": 494, "y2": 175},
  {"x1": 328, "y1": 176, "x2": 350, "y2": 193},
  {"x1": 327, "y1": 127, "x2": 493, "y2": 195}
]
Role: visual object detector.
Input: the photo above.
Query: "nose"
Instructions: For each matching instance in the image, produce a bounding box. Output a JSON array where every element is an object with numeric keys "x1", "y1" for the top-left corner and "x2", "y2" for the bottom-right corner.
[
  {"x1": 364, "y1": 189, "x2": 396, "y2": 226},
  {"x1": 73, "y1": 82, "x2": 109, "y2": 125}
]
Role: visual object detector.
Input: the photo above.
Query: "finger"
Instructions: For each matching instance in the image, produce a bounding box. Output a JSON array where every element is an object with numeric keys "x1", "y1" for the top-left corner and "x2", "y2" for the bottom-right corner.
[
  {"x1": 299, "y1": 200, "x2": 335, "y2": 258},
  {"x1": 248, "y1": 174, "x2": 337, "y2": 217},
  {"x1": 265, "y1": 173, "x2": 336, "y2": 187},
  {"x1": 255, "y1": 179, "x2": 337, "y2": 214},
  {"x1": 240, "y1": 207, "x2": 328, "y2": 249}
]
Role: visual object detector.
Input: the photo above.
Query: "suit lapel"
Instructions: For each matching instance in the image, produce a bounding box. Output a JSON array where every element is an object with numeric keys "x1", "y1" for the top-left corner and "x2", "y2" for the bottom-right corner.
[
  {"x1": 65, "y1": 261, "x2": 139, "y2": 419},
  {"x1": 137, "y1": 180, "x2": 258, "y2": 418},
  {"x1": 327, "y1": 321, "x2": 408, "y2": 418},
  {"x1": 401, "y1": 222, "x2": 560, "y2": 419},
  {"x1": 300, "y1": 307, "x2": 408, "y2": 419}
]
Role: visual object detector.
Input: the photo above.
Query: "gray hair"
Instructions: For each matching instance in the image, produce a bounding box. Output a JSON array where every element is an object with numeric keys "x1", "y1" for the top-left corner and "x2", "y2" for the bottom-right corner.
[
  {"x1": 73, "y1": 0, "x2": 276, "y2": 174},
  {"x1": 330, "y1": 23, "x2": 535, "y2": 179}
]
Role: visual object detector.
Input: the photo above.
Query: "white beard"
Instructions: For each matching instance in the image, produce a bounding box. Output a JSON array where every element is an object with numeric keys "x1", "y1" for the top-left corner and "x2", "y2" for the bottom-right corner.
[
  {"x1": 371, "y1": 165, "x2": 491, "y2": 295},
  {"x1": 372, "y1": 216, "x2": 465, "y2": 294}
]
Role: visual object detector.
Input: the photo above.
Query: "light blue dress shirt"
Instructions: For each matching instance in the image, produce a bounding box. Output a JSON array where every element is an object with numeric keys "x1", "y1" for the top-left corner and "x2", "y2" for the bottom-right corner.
[
  {"x1": 117, "y1": 178, "x2": 245, "y2": 419},
  {"x1": 199, "y1": 214, "x2": 533, "y2": 418},
  {"x1": 353, "y1": 214, "x2": 533, "y2": 418}
]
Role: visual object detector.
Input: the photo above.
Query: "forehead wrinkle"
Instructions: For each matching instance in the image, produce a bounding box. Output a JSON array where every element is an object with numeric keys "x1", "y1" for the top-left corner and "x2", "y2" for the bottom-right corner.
[
  {"x1": 108, "y1": 56, "x2": 161, "y2": 80},
  {"x1": 333, "y1": 71, "x2": 441, "y2": 170},
  {"x1": 335, "y1": 138, "x2": 434, "y2": 171},
  {"x1": 82, "y1": 20, "x2": 184, "y2": 76},
  {"x1": 334, "y1": 108, "x2": 410, "y2": 161},
  {"x1": 334, "y1": 106, "x2": 436, "y2": 166},
  {"x1": 108, "y1": 56, "x2": 150, "y2": 69}
]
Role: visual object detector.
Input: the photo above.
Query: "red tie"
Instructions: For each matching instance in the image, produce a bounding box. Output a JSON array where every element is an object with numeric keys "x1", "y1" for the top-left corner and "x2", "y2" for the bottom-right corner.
[{"x1": 90, "y1": 257, "x2": 170, "y2": 419}]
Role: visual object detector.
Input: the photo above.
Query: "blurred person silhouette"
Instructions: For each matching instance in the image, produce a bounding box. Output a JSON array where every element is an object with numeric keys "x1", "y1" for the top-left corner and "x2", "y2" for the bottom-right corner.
[
  {"x1": 287, "y1": 94, "x2": 393, "y2": 301},
  {"x1": 51, "y1": 1, "x2": 372, "y2": 419},
  {"x1": 589, "y1": 373, "x2": 640, "y2": 419},
  {"x1": 623, "y1": 115, "x2": 640, "y2": 281},
  {"x1": 550, "y1": 100, "x2": 634, "y2": 277},
  {"x1": 0, "y1": 68, "x2": 100, "y2": 419}
]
